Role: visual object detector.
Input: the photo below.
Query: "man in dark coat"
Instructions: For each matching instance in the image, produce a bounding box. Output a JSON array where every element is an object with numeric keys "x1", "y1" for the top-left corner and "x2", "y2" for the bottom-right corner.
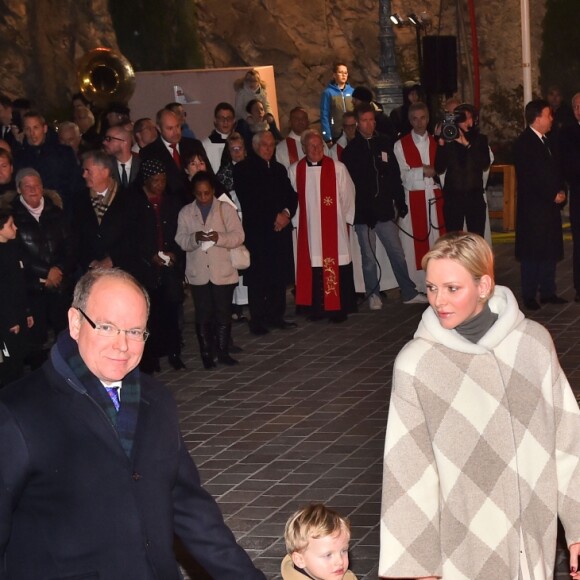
[
  {"x1": 559, "y1": 92, "x2": 580, "y2": 303},
  {"x1": 233, "y1": 130, "x2": 298, "y2": 335},
  {"x1": 74, "y1": 150, "x2": 147, "y2": 287},
  {"x1": 14, "y1": 111, "x2": 84, "y2": 214},
  {"x1": 8, "y1": 168, "x2": 75, "y2": 366},
  {"x1": 140, "y1": 109, "x2": 206, "y2": 206},
  {"x1": 514, "y1": 98, "x2": 567, "y2": 310},
  {"x1": 0, "y1": 268, "x2": 267, "y2": 579}
]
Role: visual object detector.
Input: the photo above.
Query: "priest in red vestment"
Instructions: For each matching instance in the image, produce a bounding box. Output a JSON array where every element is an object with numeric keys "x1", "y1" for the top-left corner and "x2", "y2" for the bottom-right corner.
[
  {"x1": 288, "y1": 130, "x2": 357, "y2": 322},
  {"x1": 393, "y1": 102, "x2": 445, "y2": 292}
]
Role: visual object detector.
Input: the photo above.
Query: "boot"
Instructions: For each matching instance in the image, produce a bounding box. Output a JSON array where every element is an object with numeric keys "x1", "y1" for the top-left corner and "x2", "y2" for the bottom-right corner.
[
  {"x1": 195, "y1": 323, "x2": 216, "y2": 369},
  {"x1": 229, "y1": 333, "x2": 243, "y2": 354},
  {"x1": 216, "y1": 324, "x2": 239, "y2": 365}
]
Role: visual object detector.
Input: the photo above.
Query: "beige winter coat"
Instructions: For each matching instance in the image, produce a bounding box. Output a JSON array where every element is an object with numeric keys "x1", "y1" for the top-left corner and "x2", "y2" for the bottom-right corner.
[
  {"x1": 175, "y1": 198, "x2": 244, "y2": 286},
  {"x1": 380, "y1": 286, "x2": 580, "y2": 579}
]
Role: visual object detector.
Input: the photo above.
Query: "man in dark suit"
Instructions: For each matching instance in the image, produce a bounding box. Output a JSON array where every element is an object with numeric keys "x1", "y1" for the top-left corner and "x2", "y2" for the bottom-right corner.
[
  {"x1": 559, "y1": 92, "x2": 580, "y2": 303},
  {"x1": 140, "y1": 109, "x2": 205, "y2": 205},
  {"x1": 103, "y1": 124, "x2": 141, "y2": 187},
  {"x1": 0, "y1": 268, "x2": 267, "y2": 579},
  {"x1": 14, "y1": 111, "x2": 84, "y2": 215},
  {"x1": 514, "y1": 98, "x2": 567, "y2": 310},
  {"x1": 73, "y1": 150, "x2": 154, "y2": 291}
]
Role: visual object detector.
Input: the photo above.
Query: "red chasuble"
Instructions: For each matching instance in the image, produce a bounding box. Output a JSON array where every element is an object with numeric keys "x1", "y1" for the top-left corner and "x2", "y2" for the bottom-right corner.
[
  {"x1": 295, "y1": 156, "x2": 341, "y2": 310},
  {"x1": 400, "y1": 133, "x2": 446, "y2": 269},
  {"x1": 286, "y1": 137, "x2": 299, "y2": 165}
]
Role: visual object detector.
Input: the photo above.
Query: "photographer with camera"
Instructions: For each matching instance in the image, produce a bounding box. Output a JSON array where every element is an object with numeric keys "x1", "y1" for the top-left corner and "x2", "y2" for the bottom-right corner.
[{"x1": 434, "y1": 103, "x2": 490, "y2": 236}]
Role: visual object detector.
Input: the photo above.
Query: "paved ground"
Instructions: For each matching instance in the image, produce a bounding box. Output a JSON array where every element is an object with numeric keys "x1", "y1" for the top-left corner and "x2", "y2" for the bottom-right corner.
[{"x1": 158, "y1": 235, "x2": 580, "y2": 579}]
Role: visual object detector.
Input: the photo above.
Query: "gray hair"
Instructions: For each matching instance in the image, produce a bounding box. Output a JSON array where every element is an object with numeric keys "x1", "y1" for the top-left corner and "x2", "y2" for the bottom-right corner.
[
  {"x1": 408, "y1": 102, "x2": 429, "y2": 120},
  {"x1": 252, "y1": 130, "x2": 272, "y2": 152},
  {"x1": 72, "y1": 268, "x2": 151, "y2": 315},
  {"x1": 15, "y1": 167, "x2": 42, "y2": 188},
  {"x1": 81, "y1": 149, "x2": 115, "y2": 175},
  {"x1": 58, "y1": 121, "x2": 80, "y2": 136},
  {"x1": 300, "y1": 129, "x2": 323, "y2": 149}
]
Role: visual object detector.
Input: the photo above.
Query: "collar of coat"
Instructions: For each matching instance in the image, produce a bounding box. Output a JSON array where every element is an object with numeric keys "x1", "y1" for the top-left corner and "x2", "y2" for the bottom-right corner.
[{"x1": 415, "y1": 285, "x2": 525, "y2": 354}]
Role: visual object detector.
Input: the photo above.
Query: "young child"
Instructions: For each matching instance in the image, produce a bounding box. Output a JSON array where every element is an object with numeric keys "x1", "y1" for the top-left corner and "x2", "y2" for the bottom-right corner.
[
  {"x1": 282, "y1": 503, "x2": 357, "y2": 580},
  {"x1": 0, "y1": 208, "x2": 33, "y2": 386}
]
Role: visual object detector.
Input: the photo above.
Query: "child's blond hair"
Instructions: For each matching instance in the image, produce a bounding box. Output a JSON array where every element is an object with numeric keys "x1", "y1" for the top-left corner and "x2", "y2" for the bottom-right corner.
[{"x1": 284, "y1": 504, "x2": 351, "y2": 554}]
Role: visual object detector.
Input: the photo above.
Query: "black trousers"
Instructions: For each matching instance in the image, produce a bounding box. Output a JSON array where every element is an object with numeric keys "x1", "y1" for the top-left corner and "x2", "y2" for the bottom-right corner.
[
  {"x1": 146, "y1": 285, "x2": 182, "y2": 359},
  {"x1": 28, "y1": 289, "x2": 71, "y2": 349},
  {"x1": 247, "y1": 281, "x2": 287, "y2": 326},
  {"x1": 520, "y1": 259, "x2": 557, "y2": 301},
  {"x1": 190, "y1": 282, "x2": 236, "y2": 325},
  {"x1": 443, "y1": 190, "x2": 486, "y2": 236}
]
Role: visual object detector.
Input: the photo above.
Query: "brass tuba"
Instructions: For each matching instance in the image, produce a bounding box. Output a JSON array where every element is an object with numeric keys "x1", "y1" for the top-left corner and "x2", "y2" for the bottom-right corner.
[{"x1": 76, "y1": 48, "x2": 136, "y2": 108}]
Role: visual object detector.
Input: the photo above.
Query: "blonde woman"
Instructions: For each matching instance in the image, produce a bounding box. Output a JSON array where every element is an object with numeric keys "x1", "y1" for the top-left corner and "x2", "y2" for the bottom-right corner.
[{"x1": 380, "y1": 232, "x2": 580, "y2": 580}]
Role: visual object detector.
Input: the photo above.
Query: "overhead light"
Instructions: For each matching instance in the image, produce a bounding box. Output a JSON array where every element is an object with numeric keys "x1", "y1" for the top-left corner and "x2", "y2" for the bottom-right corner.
[
  {"x1": 390, "y1": 13, "x2": 404, "y2": 25},
  {"x1": 408, "y1": 13, "x2": 420, "y2": 25}
]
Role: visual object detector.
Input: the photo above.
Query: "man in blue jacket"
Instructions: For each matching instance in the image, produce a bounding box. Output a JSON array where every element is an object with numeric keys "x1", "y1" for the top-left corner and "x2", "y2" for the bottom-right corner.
[{"x1": 0, "y1": 268, "x2": 266, "y2": 580}]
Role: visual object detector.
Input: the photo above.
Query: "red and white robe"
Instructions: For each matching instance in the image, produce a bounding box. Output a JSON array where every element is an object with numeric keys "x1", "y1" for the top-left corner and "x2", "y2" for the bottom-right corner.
[
  {"x1": 276, "y1": 131, "x2": 304, "y2": 170},
  {"x1": 394, "y1": 131, "x2": 445, "y2": 292},
  {"x1": 288, "y1": 156, "x2": 355, "y2": 310}
]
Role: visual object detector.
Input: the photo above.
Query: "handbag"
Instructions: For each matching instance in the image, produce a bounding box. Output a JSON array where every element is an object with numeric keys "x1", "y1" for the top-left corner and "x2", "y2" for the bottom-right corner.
[{"x1": 219, "y1": 201, "x2": 251, "y2": 270}]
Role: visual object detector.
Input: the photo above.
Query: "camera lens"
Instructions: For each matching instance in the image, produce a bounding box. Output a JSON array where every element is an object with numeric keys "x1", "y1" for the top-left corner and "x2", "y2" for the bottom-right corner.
[{"x1": 442, "y1": 123, "x2": 459, "y2": 141}]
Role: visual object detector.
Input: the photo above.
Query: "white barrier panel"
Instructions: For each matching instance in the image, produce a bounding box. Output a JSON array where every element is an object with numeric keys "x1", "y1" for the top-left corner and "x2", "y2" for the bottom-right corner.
[{"x1": 130, "y1": 65, "x2": 279, "y2": 138}]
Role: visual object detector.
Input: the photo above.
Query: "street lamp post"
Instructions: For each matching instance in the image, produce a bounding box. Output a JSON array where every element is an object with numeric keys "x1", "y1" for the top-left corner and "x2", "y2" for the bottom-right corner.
[{"x1": 375, "y1": 0, "x2": 404, "y2": 115}]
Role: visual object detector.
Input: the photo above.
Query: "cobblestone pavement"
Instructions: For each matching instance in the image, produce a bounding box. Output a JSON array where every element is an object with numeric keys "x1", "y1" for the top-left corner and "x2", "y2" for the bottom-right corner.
[{"x1": 158, "y1": 237, "x2": 579, "y2": 579}]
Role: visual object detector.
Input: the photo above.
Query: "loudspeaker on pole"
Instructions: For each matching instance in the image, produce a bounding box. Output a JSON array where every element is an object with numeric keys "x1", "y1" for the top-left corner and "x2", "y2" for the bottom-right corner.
[{"x1": 422, "y1": 36, "x2": 458, "y2": 95}]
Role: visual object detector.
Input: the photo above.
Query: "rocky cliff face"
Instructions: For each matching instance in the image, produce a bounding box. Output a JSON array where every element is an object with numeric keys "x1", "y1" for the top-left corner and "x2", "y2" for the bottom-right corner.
[
  {"x1": 194, "y1": 0, "x2": 546, "y2": 141},
  {"x1": 0, "y1": 0, "x2": 545, "y2": 142},
  {"x1": 0, "y1": 0, "x2": 117, "y2": 112}
]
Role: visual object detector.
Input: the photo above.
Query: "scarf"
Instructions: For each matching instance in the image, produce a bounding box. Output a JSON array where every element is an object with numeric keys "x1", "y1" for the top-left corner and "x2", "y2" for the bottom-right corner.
[
  {"x1": 295, "y1": 156, "x2": 341, "y2": 310},
  {"x1": 57, "y1": 331, "x2": 141, "y2": 458},
  {"x1": 19, "y1": 195, "x2": 44, "y2": 221},
  {"x1": 90, "y1": 178, "x2": 118, "y2": 224}
]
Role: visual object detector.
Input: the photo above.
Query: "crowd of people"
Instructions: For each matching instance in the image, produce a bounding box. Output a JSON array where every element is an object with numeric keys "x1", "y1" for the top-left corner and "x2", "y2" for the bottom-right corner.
[
  {"x1": 0, "y1": 62, "x2": 580, "y2": 580},
  {"x1": 0, "y1": 69, "x2": 579, "y2": 381}
]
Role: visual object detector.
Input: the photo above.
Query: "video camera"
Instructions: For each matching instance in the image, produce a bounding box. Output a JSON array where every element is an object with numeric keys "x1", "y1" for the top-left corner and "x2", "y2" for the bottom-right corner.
[{"x1": 440, "y1": 110, "x2": 467, "y2": 141}]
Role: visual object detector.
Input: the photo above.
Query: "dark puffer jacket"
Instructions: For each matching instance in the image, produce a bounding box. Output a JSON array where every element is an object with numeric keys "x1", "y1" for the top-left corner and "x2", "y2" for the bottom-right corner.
[{"x1": 8, "y1": 192, "x2": 76, "y2": 294}]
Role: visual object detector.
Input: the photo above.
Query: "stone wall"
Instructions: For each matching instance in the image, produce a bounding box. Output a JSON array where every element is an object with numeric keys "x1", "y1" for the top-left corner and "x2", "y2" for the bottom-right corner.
[
  {"x1": 194, "y1": 0, "x2": 547, "y2": 141},
  {"x1": 0, "y1": 0, "x2": 117, "y2": 113},
  {"x1": 0, "y1": 0, "x2": 547, "y2": 142}
]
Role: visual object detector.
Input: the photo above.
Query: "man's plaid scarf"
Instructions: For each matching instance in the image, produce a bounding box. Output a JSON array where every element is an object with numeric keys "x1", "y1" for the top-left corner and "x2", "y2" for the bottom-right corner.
[
  {"x1": 90, "y1": 178, "x2": 118, "y2": 223},
  {"x1": 57, "y1": 332, "x2": 140, "y2": 458}
]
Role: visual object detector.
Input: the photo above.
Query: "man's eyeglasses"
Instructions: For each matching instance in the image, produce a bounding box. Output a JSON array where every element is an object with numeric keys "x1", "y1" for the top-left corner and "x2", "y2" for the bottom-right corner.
[
  {"x1": 76, "y1": 308, "x2": 149, "y2": 342},
  {"x1": 103, "y1": 135, "x2": 125, "y2": 143}
]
